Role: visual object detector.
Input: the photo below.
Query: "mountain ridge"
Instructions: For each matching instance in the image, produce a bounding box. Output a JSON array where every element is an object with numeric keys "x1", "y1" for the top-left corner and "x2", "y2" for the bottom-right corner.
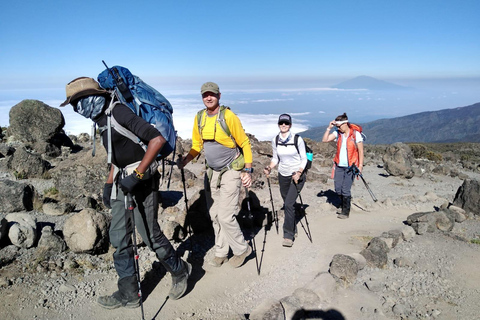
[
  {"x1": 332, "y1": 75, "x2": 411, "y2": 90},
  {"x1": 301, "y1": 102, "x2": 480, "y2": 144}
]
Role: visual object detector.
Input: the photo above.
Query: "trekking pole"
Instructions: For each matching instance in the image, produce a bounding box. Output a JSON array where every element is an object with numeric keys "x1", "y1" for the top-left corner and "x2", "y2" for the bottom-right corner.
[
  {"x1": 351, "y1": 165, "x2": 377, "y2": 202},
  {"x1": 245, "y1": 187, "x2": 260, "y2": 275},
  {"x1": 126, "y1": 193, "x2": 145, "y2": 320},
  {"x1": 358, "y1": 172, "x2": 378, "y2": 202},
  {"x1": 180, "y1": 167, "x2": 194, "y2": 253},
  {"x1": 166, "y1": 132, "x2": 177, "y2": 191},
  {"x1": 292, "y1": 177, "x2": 313, "y2": 243},
  {"x1": 266, "y1": 176, "x2": 279, "y2": 234}
]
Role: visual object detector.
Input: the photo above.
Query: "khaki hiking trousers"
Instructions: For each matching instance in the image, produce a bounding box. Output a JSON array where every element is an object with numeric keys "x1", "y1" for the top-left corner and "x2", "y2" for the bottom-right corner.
[{"x1": 204, "y1": 169, "x2": 249, "y2": 258}]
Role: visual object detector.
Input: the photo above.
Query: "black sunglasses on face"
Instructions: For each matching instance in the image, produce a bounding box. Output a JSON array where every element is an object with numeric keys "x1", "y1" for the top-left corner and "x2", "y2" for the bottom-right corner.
[{"x1": 278, "y1": 121, "x2": 291, "y2": 126}]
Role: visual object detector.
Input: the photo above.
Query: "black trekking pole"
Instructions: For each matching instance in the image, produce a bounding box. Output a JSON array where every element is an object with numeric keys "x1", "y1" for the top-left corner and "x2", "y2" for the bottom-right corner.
[
  {"x1": 292, "y1": 177, "x2": 313, "y2": 243},
  {"x1": 266, "y1": 176, "x2": 279, "y2": 234},
  {"x1": 358, "y1": 172, "x2": 378, "y2": 202},
  {"x1": 166, "y1": 132, "x2": 177, "y2": 191},
  {"x1": 351, "y1": 165, "x2": 377, "y2": 202},
  {"x1": 180, "y1": 167, "x2": 194, "y2": 253},
  {"x1": 245, "y1": 187, "x2": 260, "y2": 275},
  {"x1": 126, "y1": 193, "x2": 145, "y2": 320}
]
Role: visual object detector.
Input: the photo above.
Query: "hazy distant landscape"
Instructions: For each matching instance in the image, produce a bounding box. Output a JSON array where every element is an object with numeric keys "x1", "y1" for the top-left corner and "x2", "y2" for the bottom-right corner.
[{"x1": 1, "y1": 75, "x2": 479, "y2": 142}]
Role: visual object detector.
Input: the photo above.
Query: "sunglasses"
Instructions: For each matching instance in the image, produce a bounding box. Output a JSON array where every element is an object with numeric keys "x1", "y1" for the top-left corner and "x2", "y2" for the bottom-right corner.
[{"x1": 278, "y1": 121, "x2": 291, "y2": 126}]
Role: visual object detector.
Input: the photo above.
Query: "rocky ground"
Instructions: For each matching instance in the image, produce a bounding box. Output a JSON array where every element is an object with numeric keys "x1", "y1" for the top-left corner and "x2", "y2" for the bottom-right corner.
[{"x1": 1, "y1": 158, "x2": 480, "y2": 320}]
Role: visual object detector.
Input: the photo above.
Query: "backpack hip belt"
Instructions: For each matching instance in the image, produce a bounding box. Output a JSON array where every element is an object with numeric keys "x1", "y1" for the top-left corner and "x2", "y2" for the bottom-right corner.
[{"x1": 205, "y1": 152, "x2": 245, "y2": 189}]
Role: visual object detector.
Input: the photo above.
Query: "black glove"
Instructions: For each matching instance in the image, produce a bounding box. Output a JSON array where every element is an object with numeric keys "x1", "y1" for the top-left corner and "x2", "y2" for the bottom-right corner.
[
  {"x1": 102, "y1": 183, "x2": 113, "y2": 209},
  {"x1": 119, "y1": 174, "x2": 141, "y2": 194}
]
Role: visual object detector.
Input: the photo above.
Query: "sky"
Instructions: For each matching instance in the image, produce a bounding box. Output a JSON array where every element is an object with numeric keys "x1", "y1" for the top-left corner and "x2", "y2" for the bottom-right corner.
[{"x1": 1, "y1": 0, "x2": 479, "y2": 140}]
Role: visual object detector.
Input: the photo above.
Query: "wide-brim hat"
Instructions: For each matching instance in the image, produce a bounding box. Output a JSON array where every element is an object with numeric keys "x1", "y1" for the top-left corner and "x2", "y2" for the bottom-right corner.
[{"x1": 60, "y1": 77, "x2": 108, "y2": 107}]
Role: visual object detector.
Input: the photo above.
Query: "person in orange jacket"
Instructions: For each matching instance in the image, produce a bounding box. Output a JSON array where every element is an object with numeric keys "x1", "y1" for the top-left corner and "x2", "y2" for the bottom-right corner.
[{"x1": 322, "y1": 113, "x2": 364, "y2": 219}]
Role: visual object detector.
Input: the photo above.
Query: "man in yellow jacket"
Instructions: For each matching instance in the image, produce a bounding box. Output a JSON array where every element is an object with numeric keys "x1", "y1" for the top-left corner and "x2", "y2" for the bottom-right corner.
[{"x1": 178, "y1": 82, "x2": 253, "y2": 268}]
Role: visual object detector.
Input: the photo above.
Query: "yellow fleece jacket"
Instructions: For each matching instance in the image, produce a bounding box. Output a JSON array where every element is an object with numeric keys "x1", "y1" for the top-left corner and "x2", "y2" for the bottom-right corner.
[{"x1": 188, "y1": 108, "x2": 252, "y2": 164}]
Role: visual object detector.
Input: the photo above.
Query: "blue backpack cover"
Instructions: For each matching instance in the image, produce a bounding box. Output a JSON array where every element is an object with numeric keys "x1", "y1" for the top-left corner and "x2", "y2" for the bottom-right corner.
[{"x1": 97, "y1": 66, "x2": 176, "y2": 159}]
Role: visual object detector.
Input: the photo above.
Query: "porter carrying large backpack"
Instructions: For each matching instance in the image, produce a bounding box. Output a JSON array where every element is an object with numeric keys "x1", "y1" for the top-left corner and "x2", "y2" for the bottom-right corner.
[
  {"x1": 97, "y1": 63, "x2": 176, "y2": 163},
  {"x1": 275, "y1": 134, "x2": 313, "y2": 172}
]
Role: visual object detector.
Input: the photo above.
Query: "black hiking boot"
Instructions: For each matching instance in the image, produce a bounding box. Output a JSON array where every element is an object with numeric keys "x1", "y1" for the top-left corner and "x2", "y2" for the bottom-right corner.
[
  {"x1": 97, "y1": 276, "x2": 140, "y2": 309},
  {"x1": 336, "y1": 195, "x2": 344, "y2": 214},
  {"x1": 162, "y1": 255, "x2": 192, "y2": 300},
  {"x1": 338, "y1": 196, "x2": 351, "y2": 219}
]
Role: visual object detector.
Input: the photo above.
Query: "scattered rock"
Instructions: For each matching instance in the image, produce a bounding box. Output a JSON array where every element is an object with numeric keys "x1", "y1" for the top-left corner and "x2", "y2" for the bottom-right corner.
[
  {"x1": 5, "y1": 213, "x2": 37, "y2": 248},
  {"x1": 63, "y1": 209, "x2": 110, "y2": 253},
  {"x1": 329, "y1": 254, "x2": 358, "y2": 286},
  {"x1": 360, "y1": 237, "x2": 389, "y2": 269}
]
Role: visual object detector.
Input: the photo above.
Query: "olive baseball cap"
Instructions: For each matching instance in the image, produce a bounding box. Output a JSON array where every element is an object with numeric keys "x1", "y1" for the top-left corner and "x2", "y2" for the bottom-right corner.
[{"x1": 201, "y1": 82, "x2": 220, "y2": 94}]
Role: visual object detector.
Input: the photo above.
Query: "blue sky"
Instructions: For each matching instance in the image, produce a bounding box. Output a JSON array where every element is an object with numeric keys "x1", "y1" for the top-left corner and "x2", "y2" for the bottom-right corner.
[{"x1": 1, "y1": 0, "x2": 479, "y2": 140}]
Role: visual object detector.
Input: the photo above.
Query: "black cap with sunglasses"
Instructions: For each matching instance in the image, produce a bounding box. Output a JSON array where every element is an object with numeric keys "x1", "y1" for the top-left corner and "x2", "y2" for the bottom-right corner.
[{"x1": 278, "y1": 114, "x2": 292, "y2": 125}]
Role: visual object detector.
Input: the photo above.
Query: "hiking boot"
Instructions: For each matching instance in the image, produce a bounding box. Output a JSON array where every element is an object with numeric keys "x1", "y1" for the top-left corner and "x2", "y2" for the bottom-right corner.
[
  {"x1": 229, "y1": 245, "x2": 252, "y2": 268},
  {"x1": 169, "y1": 260, "x2": 192, "y2": 300},
  {"x1": 338, "y1": 196, "x2": 351, "y2": 219},
  {"x1": 97, "y1": 276, "x2": 140, "y2": 309},
  {"x1": 336, "y1": 195, "x2": 344, "y2": 214},
  {"x1": 282, "y1": 238, "x2": 294, "y2": 247},
  {"x1": 209, "y1": 256, "x2": 228, "y2": 267},
  {"x1": 97, "y1": 292, "x2": 140, "y2": 309}
]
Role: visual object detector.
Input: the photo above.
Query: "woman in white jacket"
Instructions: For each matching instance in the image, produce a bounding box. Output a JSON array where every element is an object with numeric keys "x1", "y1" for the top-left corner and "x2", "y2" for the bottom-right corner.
[{"x1": 264, "y1": 114, "x2": 307, "y2": 247}]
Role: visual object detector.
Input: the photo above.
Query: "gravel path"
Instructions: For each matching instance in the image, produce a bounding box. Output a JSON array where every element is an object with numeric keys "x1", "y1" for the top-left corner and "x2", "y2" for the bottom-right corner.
[{"x1": 1, "y1": 164, "x2": 479, "y2": 320}]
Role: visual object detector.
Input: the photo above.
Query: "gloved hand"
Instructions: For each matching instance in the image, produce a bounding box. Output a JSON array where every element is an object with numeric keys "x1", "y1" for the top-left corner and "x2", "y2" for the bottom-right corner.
[
  {"x1": 119, "y1": 174, "x2": 141, "y2": 194},
  {"x1": 102, "y1": 183, "x2": 113, "y2": 209}
]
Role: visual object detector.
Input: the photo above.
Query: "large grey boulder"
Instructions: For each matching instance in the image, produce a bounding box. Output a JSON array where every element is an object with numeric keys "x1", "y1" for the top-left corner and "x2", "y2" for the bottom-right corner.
[
  {"x1": 406, "y1": 210, "x2": 455, "y2": 234},
  {"x1": 453, "y1": 179, "x2": 480, "y2": 216},
  {"x1": 63, "y1": 208, "x2": 110, "y2": 253},
  {"x1": 5, "y1": 213, "x2": 37, "y2": 249},
  {"x1": 382, "y1": 142, "x2": 415, "y2": 178},
  {"x1": 360, "y1": 237, "x2": 389, "y2": 269},
  {"x1": 49, "y1": 145, "x2": 109, "y2": 210},
  {"x1": 8, "y1": 99, "x2": 72, "y2": 156},
  {"x1": 329, "y1": 254, "x2": 358, "y2": 286},
  {"x1": 0, "y1": 180, "x2": 34, "y2": 213},
  {"x1": 7, "y1": 147, "x2": 50, "y2": 179}
]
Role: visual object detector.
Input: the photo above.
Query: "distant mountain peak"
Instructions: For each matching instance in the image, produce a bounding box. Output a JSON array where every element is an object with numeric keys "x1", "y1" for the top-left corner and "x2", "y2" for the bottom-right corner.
[{"x1": 332, "y1": 76, "x2": 411, "y2": 90}]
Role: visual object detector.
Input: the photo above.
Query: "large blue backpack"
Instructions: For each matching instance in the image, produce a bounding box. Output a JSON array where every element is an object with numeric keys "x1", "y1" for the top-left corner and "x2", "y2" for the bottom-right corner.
[{"x1": 97, "y1": 64, "x2": 176, "y2": 162}]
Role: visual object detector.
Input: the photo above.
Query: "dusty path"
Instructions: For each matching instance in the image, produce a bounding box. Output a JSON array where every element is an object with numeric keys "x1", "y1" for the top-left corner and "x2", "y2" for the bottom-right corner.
[{"x1": 2, "y1": 164, "x2": 479, "y2": 320}]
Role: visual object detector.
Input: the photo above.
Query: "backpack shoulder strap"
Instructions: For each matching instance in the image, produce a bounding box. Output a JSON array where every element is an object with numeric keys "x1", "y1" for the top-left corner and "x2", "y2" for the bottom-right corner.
[
  {"x1": 293, "y1": 134, "x2": 300, "y2": 154},
  {"x1": 218, "y1": 106, "x2": 236, "y2": 147},
  {"x1": 196, "y1": 109, "x2": 205, "y2": 135},
  {"x1": 217, "y1": 106, "x2": 232, "y2": 137}
]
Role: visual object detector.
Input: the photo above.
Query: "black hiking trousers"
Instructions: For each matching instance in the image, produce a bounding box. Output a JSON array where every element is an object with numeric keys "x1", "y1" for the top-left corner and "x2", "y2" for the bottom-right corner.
[{"x1": 278, "y1": 173, "x2": 305, "y2": 241}]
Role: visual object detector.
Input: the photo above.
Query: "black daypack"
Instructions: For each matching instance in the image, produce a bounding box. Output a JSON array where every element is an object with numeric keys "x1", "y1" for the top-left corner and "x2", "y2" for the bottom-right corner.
[{"x1": 275, "y1": 134, "x2": 313, "y2": 171}]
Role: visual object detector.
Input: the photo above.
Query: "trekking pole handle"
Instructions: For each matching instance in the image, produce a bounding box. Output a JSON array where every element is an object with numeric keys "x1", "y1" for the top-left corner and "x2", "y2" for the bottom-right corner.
[{"x1": 126, "y1": 193, "x2": 135, "y2": 210}]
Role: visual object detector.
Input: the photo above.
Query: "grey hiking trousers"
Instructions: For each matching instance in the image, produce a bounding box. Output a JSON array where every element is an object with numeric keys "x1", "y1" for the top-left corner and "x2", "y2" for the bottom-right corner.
[{"x1": 110, "y1": 173, "x2": 178, "y2": 279}]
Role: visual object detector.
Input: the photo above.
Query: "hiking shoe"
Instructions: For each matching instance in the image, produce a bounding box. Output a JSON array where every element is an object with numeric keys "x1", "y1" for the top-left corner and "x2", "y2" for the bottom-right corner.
[
  {"x1": 337, "y1": 213, "x2": 349, "y2": 219},
  {"x1": 209, "y1": 256, "x2": 228, "y2": 267},
  {"x1": 97, "y1": 292, "x2": 140, "y2": 309},
  {"x1": 169, "y1": 261, "x2": 192, "y2": 300},
  {"x1": 282, "y1": 238, "x2": 294, "y2": 247},
  {"x1": 229, "y1": 245, "x2": 252, "y2": 268}
]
